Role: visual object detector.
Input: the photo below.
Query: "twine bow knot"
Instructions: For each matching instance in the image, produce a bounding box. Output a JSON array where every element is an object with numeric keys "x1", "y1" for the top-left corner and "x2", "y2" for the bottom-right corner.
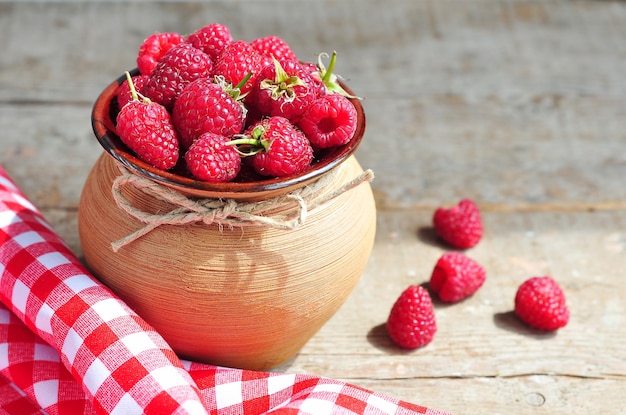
[{"x1": 110, "y1": 166, "x2": 374, "y2": 252}]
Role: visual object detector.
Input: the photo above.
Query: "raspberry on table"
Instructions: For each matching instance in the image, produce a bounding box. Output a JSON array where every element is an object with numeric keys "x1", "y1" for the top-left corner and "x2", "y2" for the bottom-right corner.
[
  {"x1": 386, "y1": 285, "x2": 437, "y2": 349},
  {"x1": 143, "y1": 42, "x2": 213, "y2": 109},
  {"x1": 430, "y1": 252, "x2": 486, "y2": 303},
  {"x1": 172, "y1": 78, "x2": 246, "y2": 149},
  {"x1": 298, "y1": 93, "x2": 357, "y2": 149},
  {"x1": 433, "y1": 199, "x2": 483, "y2": 249},
  {"x1": 186, "y1": 23, "x2": 233, "y2": 62},
  {"x1": 185, "y1": 132, "x2": 241, "y2": 183},
  {"x1": 136, "y1": 32, "x2": 186, "y2": 76},
  {"x1": 515, "y1": 276, "x2": 569, "y2": 331}
]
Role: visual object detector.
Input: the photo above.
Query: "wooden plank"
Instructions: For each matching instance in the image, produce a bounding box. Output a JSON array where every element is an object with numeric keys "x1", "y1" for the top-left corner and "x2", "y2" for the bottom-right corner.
[
  {"x1": 347, "y1": 376, "x2": 626, "y2": 415},
  {"x1": 277, "y1": 208, "x2": 626, "y2": 413},
  {"x1": 0, "y1": 105, "x2": 102, "y2": 208},
  {"x1": 2, "y1": 1, "x2": 626, "y2": 100},
  {"x1": 358, "y1": 94, "x2": 626, "y2": 208}
]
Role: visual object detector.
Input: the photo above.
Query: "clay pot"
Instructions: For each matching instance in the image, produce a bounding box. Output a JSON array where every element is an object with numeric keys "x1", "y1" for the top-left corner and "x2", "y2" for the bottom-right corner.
[{"x1": 78, "y1": 70, "x2": 376, "y2": 371}]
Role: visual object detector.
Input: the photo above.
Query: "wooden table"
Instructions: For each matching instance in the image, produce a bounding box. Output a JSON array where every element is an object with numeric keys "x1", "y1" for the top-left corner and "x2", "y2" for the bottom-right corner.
[{"x1": 1, "y1": 1, "x2": 625, "y2": 413}]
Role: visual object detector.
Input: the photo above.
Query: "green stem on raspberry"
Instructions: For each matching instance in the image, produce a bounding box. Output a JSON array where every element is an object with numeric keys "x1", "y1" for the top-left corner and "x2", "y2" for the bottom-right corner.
[
  {"x1": 125, "y1": 71, "x2": 139, "y2": 101},
  {"x1": 320, "y1": 51, "x2": 337, "y2": 84},
  {"x1": 226, "y1": 125, "x2": 270, "y2": 156},
  {"x1": 250, "y1": 124, "x2": 265, "y2": 141},
  {"x1": 235, "y1": 72, "x2": 253, "y2": 91},
  {"x1": 317, "y1": 51, "x2": 361, "y2": 99},
  {"x1": 259, "y1": 58, "x2": 305, "y2": 103},
  {"x1": 226, "y1": 137, "x2": 259, "y2": 147},
  {"x1": 124, "y1": 71, "x2": 151, "y2": 104},
  {"x1": 225, "y1": 136, "x2": 264, "y2": 157},
  {"x1": 216, "y1": 73, "x2": 254, "y2": 102}
]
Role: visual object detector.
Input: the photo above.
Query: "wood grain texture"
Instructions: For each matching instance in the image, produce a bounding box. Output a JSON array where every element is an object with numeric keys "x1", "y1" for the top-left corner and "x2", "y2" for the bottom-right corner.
[{"x1": 1, "y1": 1, "x2": 625, "y2": 414}]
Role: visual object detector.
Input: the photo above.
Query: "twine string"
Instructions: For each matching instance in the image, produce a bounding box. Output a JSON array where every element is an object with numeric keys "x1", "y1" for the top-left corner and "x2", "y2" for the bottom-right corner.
[{"x1": 110, "y1": 166, "x2": 374, "y2": 252}]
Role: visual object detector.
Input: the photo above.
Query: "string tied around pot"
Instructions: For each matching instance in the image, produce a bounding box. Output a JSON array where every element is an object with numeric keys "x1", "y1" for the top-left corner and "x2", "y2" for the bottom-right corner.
[{"x1": 110, "y1": 166, "x2": 374, "y2": 252}]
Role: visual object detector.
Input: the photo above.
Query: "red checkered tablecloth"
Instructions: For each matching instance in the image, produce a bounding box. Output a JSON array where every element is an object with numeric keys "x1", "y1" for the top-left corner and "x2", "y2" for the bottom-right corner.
[{"x1": 0, "y1": 165, "x2": 450, "y2": 415}]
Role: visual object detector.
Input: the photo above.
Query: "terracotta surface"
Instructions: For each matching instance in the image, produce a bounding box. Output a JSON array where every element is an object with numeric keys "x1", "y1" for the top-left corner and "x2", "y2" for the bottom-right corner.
[{"x1": 78, "y1": 153, "x2": 376, "y2": 371}]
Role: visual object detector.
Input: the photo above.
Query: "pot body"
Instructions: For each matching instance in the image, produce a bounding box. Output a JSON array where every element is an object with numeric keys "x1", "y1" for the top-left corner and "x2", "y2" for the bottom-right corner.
[{"x1": 78, "y1": 153, "x2": 376, "y2": 370}]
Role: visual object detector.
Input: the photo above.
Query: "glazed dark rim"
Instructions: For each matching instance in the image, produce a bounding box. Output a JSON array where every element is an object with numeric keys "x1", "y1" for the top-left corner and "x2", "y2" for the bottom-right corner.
[{"x1": 91, "y1": 68, "x2": 366, "y2": 197}]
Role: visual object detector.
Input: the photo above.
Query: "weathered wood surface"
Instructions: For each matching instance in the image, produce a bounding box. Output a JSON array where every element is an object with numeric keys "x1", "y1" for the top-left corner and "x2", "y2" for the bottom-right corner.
[{"x1": 1, "y1": 1, "x2": 625, "y2": 414}]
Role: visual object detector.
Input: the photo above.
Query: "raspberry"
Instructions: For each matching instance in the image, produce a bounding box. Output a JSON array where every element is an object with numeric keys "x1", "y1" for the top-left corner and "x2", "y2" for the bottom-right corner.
[
  {"x1": 430, "y1": 252, "x2": 486, "y2": 303},
  {"x1": 116, "y1": 74, "x2": 149, "y2": 109},
  {"x1": 386, "y1": 285, "x2": 437, "y2": 349},
  {"x1": 433, "y1": 199, "x2": 483, "y2": 249},
  {"x1": 116, "y1": 73, "x2": 179, "y2": 170},
  {"x1": 515, "y1": 276, "x2": 569, "y2": 331},
  {"x1": 143, "y1": 42, "x2": 213, "y2": 109},
  {"x1": 172, "y1": 78, "x2": 246, "y2": 149},
  {"x1": 250, "y1": 35, "x2": 298, "y2": 63},
  {"x1": 213, "y1": 41, "x2": 264, "y2": 96},
  {"x1": 298, "y1": 94, "x2": 357, "y2": 149},
  {"x1": 185, "y1": 132, "x2": 241, "y2": 182},
  {"x1": 230, "y1": 116, "x2": 313, "y2": 177},
  {"x1": 252, "y1": 59, "x2": 318, "y2": 123},
  {"x1": 136, "y1": 32, "x2": 185, "y2": 76},
  {"x1": 301, "y1": 61, "x2": 328, "y2": 99},
  {"x1": 186, "y1": 23, "x2": 233, "y2": 62}
]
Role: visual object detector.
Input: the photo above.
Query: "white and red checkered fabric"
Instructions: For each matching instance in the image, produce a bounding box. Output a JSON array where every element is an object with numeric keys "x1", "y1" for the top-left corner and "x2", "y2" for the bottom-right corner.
[{"x1": 0, "y1": 165, "x2": 450, "y2": 415}]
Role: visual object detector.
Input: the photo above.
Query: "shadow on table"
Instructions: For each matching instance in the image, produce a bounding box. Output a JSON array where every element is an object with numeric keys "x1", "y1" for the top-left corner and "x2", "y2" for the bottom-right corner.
[
  {"x1": 493, "y1": 311, "x2": 557, "y2": 339},
  {"x1": 366, "y1": 323, "x2": 398, "y2": 353},
  {"x1": 415, "y1": 226, "x2": 448, "y2": 249},
  {"x1": 366, "y1": 323, "x2": 419, "y2": 354},
  {"x1": 366, "y1": 312, "x2": 558, "y2": 355}
]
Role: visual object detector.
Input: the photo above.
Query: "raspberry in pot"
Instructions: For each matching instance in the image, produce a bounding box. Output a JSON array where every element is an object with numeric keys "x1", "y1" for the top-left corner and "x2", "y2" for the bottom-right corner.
[
  {"x1": 116, "y1": 74, "x2": 149, "y2": 109},
  {"x1": 229, "y1": 116, "x2": 313, "y2": 178},
  {"x1": 186, "y1": 23, "x2": 233, "y2": 62},
  {"x1": 185, "y1": 132, "x2": 241, "y2": 183},
  {"x1": 136, "y1": 32, "x2": 186, "y2": 76},
  {"x1": 298, "y1": 93, "x2": 357, "y2": 149},
  {"x1": 252, "y1": 59, "x2": 318, "y2": 123},
  {"x1": 143, "y1": 42, "x2": 213, "y2": 109},
  {"x1": 115, "y1": 73, "x2": 180, "y2": 171},
  {"x1": 172, "y1": 78, "x2": 246, "y2": 149},
  {"x1": 250, "y1": 35, "x2": 298, "y2": 63},
  {"x1": 213, "y1": 41, "x2": 265, "y2": 97}
]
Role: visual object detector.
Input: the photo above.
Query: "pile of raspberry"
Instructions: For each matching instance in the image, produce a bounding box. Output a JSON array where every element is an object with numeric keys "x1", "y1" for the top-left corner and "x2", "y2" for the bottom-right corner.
[
  {"x1": 114, "y1": 23, "x2": 359, "y2": 182},
  {"x1": 386, "y1": 199, "x2": 570, "y2": 350}
]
